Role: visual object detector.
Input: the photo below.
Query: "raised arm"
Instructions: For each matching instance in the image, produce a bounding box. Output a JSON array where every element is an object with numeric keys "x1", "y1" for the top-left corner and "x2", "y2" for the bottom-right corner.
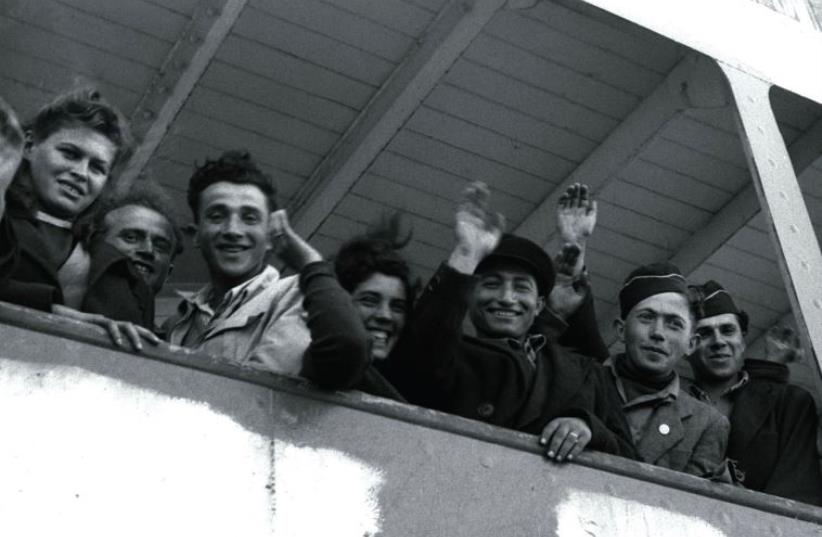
[{"x1": 268, "y1": 209, "x2": 370, "y2": 389}]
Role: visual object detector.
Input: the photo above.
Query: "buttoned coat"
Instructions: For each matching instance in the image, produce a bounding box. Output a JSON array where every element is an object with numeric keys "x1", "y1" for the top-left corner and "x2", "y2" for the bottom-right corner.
[{"x1": 385, "y1": 263, "x2": 638, "y2": 459}]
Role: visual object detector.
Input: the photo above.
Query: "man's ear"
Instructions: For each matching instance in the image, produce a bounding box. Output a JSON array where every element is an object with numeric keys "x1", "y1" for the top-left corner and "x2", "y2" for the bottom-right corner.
[
  {"x1": 613, "y1": 317, "x2": 626, "y2": 343},
  {"x1": 536, "y1": 295, "x2": 546, "y2": 315},
  {"x1": 687, "y1": 331, "x2": 700, "y2": 356}
]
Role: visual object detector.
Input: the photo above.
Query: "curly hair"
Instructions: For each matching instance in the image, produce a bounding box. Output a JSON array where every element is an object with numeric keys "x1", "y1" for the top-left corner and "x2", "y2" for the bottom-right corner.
[
  {"x1": 90, "y1": 180, "x2": 184, "y2": 257},
  {"x1": 186, "y1": 150, "x2": 277, "y2": 221},
  {"x1": 26, "y1": 88, "x2": 132, "y2": 166},
  {"x1": 334, "y1": 213, "x2": 418, "y2": 311},
  {"x1": 7, "y1": 89, "x2": 132, "y2": 228}
]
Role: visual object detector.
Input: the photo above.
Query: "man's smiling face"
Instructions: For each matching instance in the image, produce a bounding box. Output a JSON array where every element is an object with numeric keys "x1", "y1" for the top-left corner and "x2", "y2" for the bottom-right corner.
[
  {"x1": 689, "y1": 313, "x2": 746, "y2": 382},
  {"x1": 616, "y1": 292, "x2": 696, "y2": 378},
  {"x1": 195, "y1": 181, "x2": 272, "y2": 290},
  {"x1": 102, "y1": 204, "x2": 175, "y2": 293},
  {"x1": 469, "y1": 259, "x2": 545, "y2": 340}
]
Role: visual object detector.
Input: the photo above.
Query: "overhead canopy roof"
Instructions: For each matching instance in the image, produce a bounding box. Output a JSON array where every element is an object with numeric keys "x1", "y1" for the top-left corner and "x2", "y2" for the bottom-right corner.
[{"x1": 1, "y1": 0, "x2": 821, "y2": 362}]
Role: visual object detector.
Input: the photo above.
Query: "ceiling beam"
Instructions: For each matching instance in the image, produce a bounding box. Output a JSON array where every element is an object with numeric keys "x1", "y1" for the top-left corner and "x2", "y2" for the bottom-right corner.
[
  {"x1": 513, "y1": 54, "x2": 727, "y2": 246},
  {"x1": 601, "y1": 109, "x2": 822, "y2": 348},
  {"x1": 289, "y1": 0, "x2": 508, "y2": 238},
  {"x1": 117, "y1": 0, "x2": 248, "y2": 192}
]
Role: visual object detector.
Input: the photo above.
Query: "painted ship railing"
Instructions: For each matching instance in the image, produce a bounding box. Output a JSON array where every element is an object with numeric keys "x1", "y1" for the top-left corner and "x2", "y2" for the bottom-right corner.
[{"x1": 0, "y1": 301, "x2": 820, "y2": 536}]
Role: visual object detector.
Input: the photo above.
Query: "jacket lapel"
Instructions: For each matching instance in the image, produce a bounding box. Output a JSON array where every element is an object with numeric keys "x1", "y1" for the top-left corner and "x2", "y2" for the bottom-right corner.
[
  {"x1": 639, "y1": 397, "x2": 692, "y2": 464},
  {"x1": 729, "y1": 381, "x2": 773, "y2": 454},
  {"x1": 12, "y1": 218, "x2": 58, "y2": 280}
]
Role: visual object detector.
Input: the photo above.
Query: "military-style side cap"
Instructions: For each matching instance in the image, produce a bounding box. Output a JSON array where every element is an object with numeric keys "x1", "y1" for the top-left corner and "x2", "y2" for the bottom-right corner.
[
  {"x1": 619, "y1": 262, "x2": 688, "y2": 319},
  {"x1": 475, "y1": 234, "x2": 555, "y2": 295},
  {"x1": 693, "y1": 280, "x2": 749, "y2": 332}
]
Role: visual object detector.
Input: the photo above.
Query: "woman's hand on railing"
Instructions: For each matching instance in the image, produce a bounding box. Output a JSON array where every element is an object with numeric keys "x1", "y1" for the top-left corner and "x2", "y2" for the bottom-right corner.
[{"x1": 52, "y1": 305, "x2": 161, "y2": 352}]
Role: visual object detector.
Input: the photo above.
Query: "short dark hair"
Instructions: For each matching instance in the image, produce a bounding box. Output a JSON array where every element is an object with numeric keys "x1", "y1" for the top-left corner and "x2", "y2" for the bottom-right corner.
[
  {"x1": 91, "y1": 181, "x2": 184, "y2": 257},
  {"x1": 26, "y1": 88, "x2": 132, "y2": 167},
  {"x1": 0, "y1": 95, "x2": 23, "y2": 150},
  {"x1": 334, "y1": 213, "x2": 418, "y2": 312},
  {"x1": 187, "y1": 150, "x2": 277, "y2": 221}
]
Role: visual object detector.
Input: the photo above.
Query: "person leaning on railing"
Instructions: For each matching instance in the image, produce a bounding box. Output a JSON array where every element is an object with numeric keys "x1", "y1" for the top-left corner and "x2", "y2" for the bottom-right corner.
[
  {"x1": 684, "y1": 281, "x2": 822, "y2": 504},
  {"x1": 0, "y1": 89, "x2": 160, "y2": 349},
  {"x1": 385, "y1": 181, "x2": 638, "y2": 462},
  {"x1": 162, "y1": 150, "x2": 370, "y2": 388},
  {"x1": 604, "y1": 263, "x2": 730, "y2": 479}
]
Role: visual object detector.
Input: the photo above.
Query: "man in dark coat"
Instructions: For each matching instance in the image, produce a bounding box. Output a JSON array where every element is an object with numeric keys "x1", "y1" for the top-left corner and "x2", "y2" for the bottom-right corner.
[
  {"x1": 686, "y1": 281, "x2": 822, "y2": 504},
  {"x1": 391, "y1": 182, "x2": 637, "y2": 462}
]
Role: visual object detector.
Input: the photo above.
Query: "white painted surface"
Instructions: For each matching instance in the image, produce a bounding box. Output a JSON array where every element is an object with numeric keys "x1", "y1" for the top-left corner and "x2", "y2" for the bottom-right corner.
[
  {"x1": 0, "y1": 358, "x2": 384, "y2": 537},
  {"x1": 272, "y1": 441, "x2": 384, "y2": 537},
  {"x1": 556, "y1": 491, "x2": 726, "y2": 537},
  {"x1": 581, "y1": 0, "x2": 822, "y2": 105}
]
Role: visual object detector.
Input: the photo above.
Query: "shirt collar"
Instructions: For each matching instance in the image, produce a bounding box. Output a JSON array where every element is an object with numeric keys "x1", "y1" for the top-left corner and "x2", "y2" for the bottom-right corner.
[
  {"x1": 177, "y1": 265, "x2": 280, "y2": 318},
  {"x1": 605, "y1": 357, "x2": 680, "y2": 407},
  {"x1": 688, "y1": 370, "x2": 750, "y2": 403}
]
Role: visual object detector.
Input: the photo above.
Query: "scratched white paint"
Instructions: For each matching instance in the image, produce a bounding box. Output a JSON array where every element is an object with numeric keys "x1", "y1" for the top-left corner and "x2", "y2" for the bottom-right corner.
[
  {"x1": 0, "y1": 358, "x2": 385, "y2": 537},
  {"x1": 556, "y1": 491, "x2": 727, "y2": 537},
  {"x1": 0, "y1": 359, "x2": 274, "y2": 536},
  {"x1": 271, "y1": 441, "x2": 384, "y2": 537}
]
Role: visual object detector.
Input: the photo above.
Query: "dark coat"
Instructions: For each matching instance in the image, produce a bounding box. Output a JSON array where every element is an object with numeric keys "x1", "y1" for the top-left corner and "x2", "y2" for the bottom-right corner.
[
  {"x1": 384, "y1": 263, "x2": 638, "y2": 459},
  {"x1": 727, "y1": 359, "x2": 822, "y2": 504},
  {"x1": 0, "y1": 215, "x2": 154, "y2": 327}
]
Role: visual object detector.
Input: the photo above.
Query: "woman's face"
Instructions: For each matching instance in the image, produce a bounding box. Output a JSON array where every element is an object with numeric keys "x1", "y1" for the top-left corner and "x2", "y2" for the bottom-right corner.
[
  {"x1": 351, "y1": 272, "x2": 407, "y2": 361},
  {"x1": 26, "y1": 126, "x2": 117, "y2": 219}
]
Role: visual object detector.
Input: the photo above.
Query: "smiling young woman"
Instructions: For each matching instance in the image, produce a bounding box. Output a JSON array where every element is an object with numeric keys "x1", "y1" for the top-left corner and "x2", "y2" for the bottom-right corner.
[{"x1": 0, "y1": 90, "x2": 160, "y2": 349}]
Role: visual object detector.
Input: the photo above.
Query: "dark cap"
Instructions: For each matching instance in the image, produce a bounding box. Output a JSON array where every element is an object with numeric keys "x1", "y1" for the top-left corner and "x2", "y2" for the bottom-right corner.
[
  {"x1": 475, "y1": 234, "x2": 555, "y2": 295},
  {"x1": 693, "y1": 280, "x2": 749, "y2": 333},
  {"x1": 619, "y1": 262, "x2": 688, "y2": 319}
]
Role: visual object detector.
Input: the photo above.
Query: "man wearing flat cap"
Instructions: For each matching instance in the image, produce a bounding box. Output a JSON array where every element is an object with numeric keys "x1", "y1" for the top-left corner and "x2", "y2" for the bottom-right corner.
[
  {"x1": 685, "y1": 280, "x2": 822, "y2": 504},
  {"x1": 390, "y1": 182, "x2": 637, "y2": 462},
  {"x1": 606, "y1": 263, "x2": 729, "y2": 477}
]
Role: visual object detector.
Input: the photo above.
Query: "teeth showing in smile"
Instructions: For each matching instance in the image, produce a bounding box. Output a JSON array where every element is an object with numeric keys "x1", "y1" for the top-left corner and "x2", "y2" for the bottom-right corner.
[
  {"x1": 492, "y1": 310, "x2": 517, "y2": 318},
  {"x1": 368, "y1": 329, "x2": 390, "y2": 344},
  {"x1": 60, "y1": 182, "x2": 83, "y2": 196},
  {"x1": 133, "y1": 263, "x2": 153, "y2": 275}
]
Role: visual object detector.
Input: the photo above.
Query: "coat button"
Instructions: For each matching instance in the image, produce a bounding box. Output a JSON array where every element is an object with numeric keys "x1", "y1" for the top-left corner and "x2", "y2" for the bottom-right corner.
[
  {"x1": 659, "y1": 423, "x2": 670, "y2": 435},
  {"x1": 477, "y1": 403, "x2": 494, "y2": 418}
]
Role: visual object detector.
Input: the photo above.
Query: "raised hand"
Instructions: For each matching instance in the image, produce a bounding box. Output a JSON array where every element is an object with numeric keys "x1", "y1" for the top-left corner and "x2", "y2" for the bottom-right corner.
[
  {"x1": 557, "y1": 183, "x2": 597, "y2": 248},
  {"x1": 764, "y1": 325, "x2": 804, "y2": 364},
  {"x1": 555, "y1": 184, "x2": 596, "y2": 280},
  {"x1": 449, "y1": 181, "x2": 505, "y2": 274},
  {"x1": 548, "y1": 249, "x2": 590, "y2": 320},
  {"x1": 269, "y1": 209, "x2": 323, "y2": 272}
]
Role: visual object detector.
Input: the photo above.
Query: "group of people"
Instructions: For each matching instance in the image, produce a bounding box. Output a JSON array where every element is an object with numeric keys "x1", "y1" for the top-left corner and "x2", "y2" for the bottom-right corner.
[{"x1": 0, "y1": 89, "x2": 820, "y2": 505}]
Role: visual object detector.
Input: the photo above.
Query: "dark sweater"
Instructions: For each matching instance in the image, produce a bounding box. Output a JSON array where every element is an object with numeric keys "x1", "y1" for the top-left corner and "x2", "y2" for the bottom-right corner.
[{"x1": 0, "y1": 214, "x2": 154, "y2": 327}]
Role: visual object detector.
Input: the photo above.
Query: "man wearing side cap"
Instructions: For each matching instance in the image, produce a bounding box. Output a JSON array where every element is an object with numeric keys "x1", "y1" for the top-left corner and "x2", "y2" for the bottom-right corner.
[
  {"x1": 685, "y1": 281, "x2": 822, "y2": 504},
  {"x1": 390, "y1": 182, "x2": 637, "y2": 462},
  {"x1": 607, "y1": 263, "x2": 729, "y2": 477}
]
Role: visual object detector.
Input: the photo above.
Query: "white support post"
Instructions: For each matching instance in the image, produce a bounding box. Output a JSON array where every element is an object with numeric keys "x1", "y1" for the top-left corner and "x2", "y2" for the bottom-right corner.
[{"x1": 719, "y1": 63, "x2": 822, "y2": 378}]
